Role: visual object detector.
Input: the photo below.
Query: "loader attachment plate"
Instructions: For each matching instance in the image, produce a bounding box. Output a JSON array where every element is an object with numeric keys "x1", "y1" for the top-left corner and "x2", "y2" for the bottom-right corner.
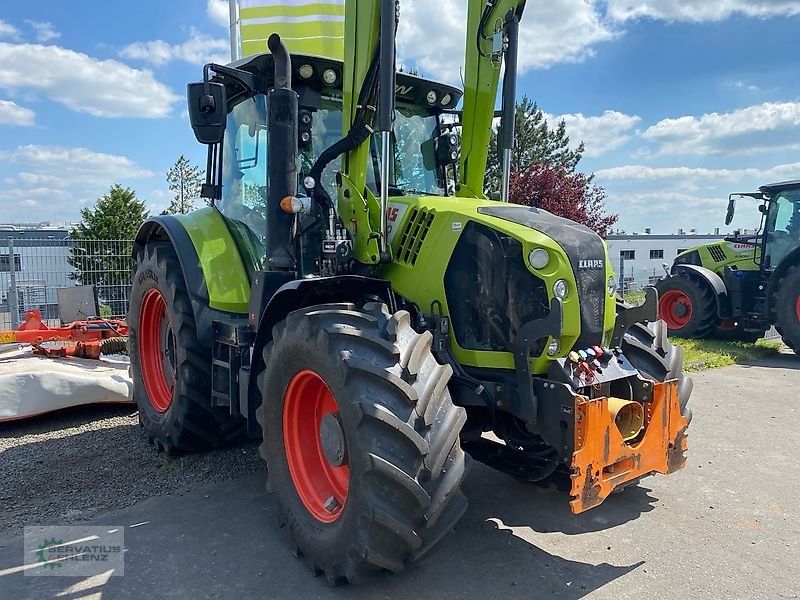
[{"x1": 569, "y1": 380, "x2": 688, "y2": 513}]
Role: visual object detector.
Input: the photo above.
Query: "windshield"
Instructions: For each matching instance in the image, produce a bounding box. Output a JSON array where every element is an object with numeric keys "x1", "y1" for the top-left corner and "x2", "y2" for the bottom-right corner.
[
  {"x1": 765, "y1": 188, "x2": 800, "y2": 268},
  {"x1": 367, "y1": 105, "x2": 445, "y2": 196}
]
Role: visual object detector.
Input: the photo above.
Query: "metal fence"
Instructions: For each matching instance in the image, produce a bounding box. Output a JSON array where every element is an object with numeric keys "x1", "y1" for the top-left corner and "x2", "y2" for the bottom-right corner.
[{"x1": 0, "y1": 238, "x2": 133, "y2": 330}]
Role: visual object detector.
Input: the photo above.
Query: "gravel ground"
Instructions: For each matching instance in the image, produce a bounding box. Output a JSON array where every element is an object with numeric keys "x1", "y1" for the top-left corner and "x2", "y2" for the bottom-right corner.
[{"x1": 0, "y1": 405, "x2": 262, "y2": 536}]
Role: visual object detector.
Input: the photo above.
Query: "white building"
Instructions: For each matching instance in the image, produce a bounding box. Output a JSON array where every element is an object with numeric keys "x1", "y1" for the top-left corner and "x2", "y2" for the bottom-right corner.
[{"x1": 606, "y1": 232, "x2": 727, "y2": 291}]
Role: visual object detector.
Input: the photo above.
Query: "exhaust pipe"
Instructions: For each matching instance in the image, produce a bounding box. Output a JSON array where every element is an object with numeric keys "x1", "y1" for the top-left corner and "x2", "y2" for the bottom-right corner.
[
  {"x1": 265, "y1": 34, "x2": 298, "y2": 270},
  {"x1": 607, "y1": 397, "x2": 644, "y2": 442}
]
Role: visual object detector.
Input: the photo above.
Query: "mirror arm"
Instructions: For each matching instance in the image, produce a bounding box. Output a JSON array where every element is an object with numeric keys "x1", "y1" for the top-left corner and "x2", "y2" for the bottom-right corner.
[{"x1": 204, "y1": 63, "x2": 259, "y2": 95}]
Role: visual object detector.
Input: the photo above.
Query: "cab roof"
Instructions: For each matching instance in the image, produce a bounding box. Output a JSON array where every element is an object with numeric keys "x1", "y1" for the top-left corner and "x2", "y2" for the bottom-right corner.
[
  {"x1": 760, "y1": 180, "x2": 800, "y2": 195},
  {"x1": 218, "y1": 52, "x2": 462, "y2": 110}
]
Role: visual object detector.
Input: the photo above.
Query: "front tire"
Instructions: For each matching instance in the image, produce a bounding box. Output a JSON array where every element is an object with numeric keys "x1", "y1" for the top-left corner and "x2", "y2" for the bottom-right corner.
[
  {"x1": 129, "y1": 242, "x2": 244, "y2": 454},
  {"x1": 621, "y1": 319, "x2": 693, "y2": 422},
  {"x1": 656, "y1": 274, "x2": 717, "y2": 338},
  {"x1": 256, "y1": 302, "x2": 468, "y2": 584}
]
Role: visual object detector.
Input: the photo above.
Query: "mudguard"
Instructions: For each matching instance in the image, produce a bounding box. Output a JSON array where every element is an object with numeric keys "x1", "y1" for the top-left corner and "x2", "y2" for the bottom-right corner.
[
  {"x1": 671, "y1": 263, "x2": 729, "y2": 317},
  {"x1": 132, "y1": 209, "x2": 252, "y2": 345}
]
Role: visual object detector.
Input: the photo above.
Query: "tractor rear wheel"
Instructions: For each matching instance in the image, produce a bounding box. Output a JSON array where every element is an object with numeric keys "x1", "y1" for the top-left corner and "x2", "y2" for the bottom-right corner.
[
  {"x1": 129, "y1": 242, "x2": 244, "y2": 454},
  {"x1": 773, "y1": 264, "x2": 800, "y2": 354},
  {"x1": 256, "y1": 302, "x2": 468, "y2": 584},
  {"x1": 621, "y1": 319, "x2": 693, "y2": 422},
  {"x1": 656, "y1": 274, "x2": 717, "y2": 338}
]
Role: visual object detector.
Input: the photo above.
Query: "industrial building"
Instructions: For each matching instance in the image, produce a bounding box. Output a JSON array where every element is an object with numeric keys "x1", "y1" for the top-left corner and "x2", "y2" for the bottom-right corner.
[{"x1": 606, "y1": 231, "x2": 728, "y2": 291}]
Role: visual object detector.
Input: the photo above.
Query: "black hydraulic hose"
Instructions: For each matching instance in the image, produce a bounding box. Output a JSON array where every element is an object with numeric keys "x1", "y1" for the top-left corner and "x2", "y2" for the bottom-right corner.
[{"x1": 306, "y1": 48, "x2": 381, "y2": 210}]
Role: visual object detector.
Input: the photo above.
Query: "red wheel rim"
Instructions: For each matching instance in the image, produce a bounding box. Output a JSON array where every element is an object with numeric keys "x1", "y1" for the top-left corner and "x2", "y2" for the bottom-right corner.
[
  {"x1": 283, "y1": 370, "x2": 349, "y2": 523},
  {"x1": 659, "y1": 290, "x2": 693, "y2": 329},
  {"x1": 139, "y1": 289, "x2": 175, "y2": 413}
]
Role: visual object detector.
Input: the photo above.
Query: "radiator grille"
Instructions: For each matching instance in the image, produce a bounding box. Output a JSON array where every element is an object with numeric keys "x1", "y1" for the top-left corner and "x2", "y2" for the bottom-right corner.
[
  {"x1": 708, "y1": 244, "x2": 727, "y2": 263},
  {"x1": 397, "y1": 209, "x2": 434, "y2": 265}
]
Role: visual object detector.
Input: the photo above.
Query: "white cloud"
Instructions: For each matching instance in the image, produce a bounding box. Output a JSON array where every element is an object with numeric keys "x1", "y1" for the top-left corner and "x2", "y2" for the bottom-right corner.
[
  {"x1": 0, "y1": 42, "x2": 179, "y2": 118},
  {"x1": 0, "y1": 99, "x2": 35, "y2": 126},
  {"x1": 0, "y1": 145, "x2": 156, "y2": 222},
  {"x1": 0, "y1": 19, "x2": 19, "y2": 40},
  {"x1": 397, "y1": 0, "x2": 616, "y2": 83},
  {"x1": 641, "y1": 102, "x2": 800, "y2": 156},
  {"x1": 208, "y1": 0, "x2": 230, "y2": 28},
  {"x1": 120, "y1": 29, "x2": 229, "y2": 66},
  {"x1": 0, "y1": 145, "x2": 154, "y2": 187},
  {"x1": 595, "y1": 161, "x2": 800, "y2": 185},
  {"x1": 607, "y1": 0, "x2": 800, "y2": 22},
  {"x1": 545, "y1": 110, "x2": 640, "y2": 157},
  {"x1": 24, "y1": 20, "x2": 60, "y2": 43}
]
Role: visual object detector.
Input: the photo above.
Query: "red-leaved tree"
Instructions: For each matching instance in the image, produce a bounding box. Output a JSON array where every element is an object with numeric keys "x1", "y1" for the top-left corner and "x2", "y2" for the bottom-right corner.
[{"x1": 509, "y1": 163, "x2": 618, "y2": 238}]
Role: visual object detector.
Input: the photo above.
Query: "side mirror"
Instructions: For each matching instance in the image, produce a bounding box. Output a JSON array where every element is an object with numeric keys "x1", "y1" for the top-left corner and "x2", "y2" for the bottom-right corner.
[
  {"x1": 725, "y1": 195, "x2": 737, "y2": 226},
  {"x1": 187, "y1": 82, "x2": 226, "y2": 144}
]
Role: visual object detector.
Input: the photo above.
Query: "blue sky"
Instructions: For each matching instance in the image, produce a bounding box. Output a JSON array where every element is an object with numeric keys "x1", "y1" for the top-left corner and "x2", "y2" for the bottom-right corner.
[{"x1": 1, "y1": 1, "x2": 799, "y2": 234}]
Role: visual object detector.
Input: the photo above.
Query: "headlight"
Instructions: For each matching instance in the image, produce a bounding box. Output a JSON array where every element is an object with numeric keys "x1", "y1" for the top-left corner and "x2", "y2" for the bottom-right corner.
[
  {"x1": 547, "y1": 338, "x2": 560, "y2": 356},
  {"x1": 554, "y1": 279, "x2": 568, "y2": 299},
  {"x1": 607, "y1": 275, "x2": 616, "y2": 296},
  {"x1": 322, "y1": 69, "x2": 338, "y2": 85},
  {"x1": 528, "y1": 248, "x2": 550, "y2": 270},
  {"x1": 426, "y1": 90, "x2": 438, "y2": 105},
  {"x1": 298, "y1": 64, "x2": 314, "y2": 79}
]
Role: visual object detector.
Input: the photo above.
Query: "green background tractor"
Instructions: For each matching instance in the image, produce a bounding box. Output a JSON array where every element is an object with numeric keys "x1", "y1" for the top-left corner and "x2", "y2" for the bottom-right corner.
[
  {"x1": 127, "y1": 0, "x2": 692, "y2": 584},
  {"x1": 657, "y1": 181, "x2": 800, "y2": 350}
]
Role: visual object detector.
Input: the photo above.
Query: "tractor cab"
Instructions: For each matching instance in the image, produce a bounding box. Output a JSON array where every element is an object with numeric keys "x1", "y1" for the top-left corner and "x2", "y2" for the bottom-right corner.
[
  {"x1": 189, "y1": 52, "x2": 462, "y2": 276},
  {"x1": 760, "y1": 181, "x2": 800, "y2": 271}
]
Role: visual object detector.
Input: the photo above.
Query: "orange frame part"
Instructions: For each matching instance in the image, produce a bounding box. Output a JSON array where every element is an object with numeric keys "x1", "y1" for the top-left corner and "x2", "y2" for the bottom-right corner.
[
  {"x1": 569, "y1": 380, "x2": 689, "y2": 513},
  {"x1": 0, "y1": 309, "x2": 128, "y2": 345}
]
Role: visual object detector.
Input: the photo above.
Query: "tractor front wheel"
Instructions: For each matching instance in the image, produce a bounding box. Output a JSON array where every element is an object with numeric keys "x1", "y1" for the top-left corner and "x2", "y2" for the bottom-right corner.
[
  {"x1": 656, "y1": 274, "x2": 717, "y2": 338},
  {"x1": 773, "y1": 264, "x2": 800, "y2": 354},
  {"x1": 257, "y1": 302, "x2": 468, "y2": 584},
  {"x1": 129, "y1": 242, "x2": 244, "y2": 454},
  {"x1": 621, "y1": 319, "x2": 693, "y2": 422}
]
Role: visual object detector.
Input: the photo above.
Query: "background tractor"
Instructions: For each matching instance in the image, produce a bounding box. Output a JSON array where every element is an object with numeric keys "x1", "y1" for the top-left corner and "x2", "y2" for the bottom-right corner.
[
  {"x1": 127, "y1": 0, "x2": 692, "y2": 584},
  {"x1": 657, "y1": 180, "x2": 800, "y2": 350}
]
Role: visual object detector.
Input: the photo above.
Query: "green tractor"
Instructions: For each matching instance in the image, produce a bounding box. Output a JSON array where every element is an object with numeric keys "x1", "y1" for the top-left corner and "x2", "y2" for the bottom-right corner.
[
  {"x1": 128, "y1": 0, "x2": 692, "y2": 583},
  {"x1": 657, "y1": 181, "x2": 800, "y2": 350}
]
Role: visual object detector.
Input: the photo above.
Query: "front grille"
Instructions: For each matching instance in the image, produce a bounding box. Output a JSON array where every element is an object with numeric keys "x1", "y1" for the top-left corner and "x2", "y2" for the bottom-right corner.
[
  {"x1": 708, "y1": 244, "x2": 727, "y2": 263},
  {"x1": 397, "y1": 208, "x2": 434, "y2": 265},
  {"x1": 444, "y1": 222, "x2": 549, "y2": 353}
]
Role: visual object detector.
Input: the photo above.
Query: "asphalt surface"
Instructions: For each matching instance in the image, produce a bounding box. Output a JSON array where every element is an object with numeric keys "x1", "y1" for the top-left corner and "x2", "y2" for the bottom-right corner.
[{"x1": 1, "y1": 354, "x2": 799, "y2": 600}]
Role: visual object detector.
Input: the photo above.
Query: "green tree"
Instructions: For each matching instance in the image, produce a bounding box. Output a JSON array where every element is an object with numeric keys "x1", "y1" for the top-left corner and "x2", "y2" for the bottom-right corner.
[
  {"x1": 68, "y1": 185, "x2": 148, "y2": 316},
  {"x1": 486, "y1": 95, "x2": 584, "y2": 194},
  {"x1": 165, "y1": 154, "x2": 204, "y2": 214}
]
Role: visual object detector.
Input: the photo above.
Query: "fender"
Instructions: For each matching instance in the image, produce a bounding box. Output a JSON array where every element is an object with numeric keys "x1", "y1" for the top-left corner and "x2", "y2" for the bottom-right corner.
[
  {"x1": 245, "y1": 275, "x2": 398, "y2": 421},
  {"x1": 132, "y1": 210, "x2": 251, "y2": 345},
  {"x1": 671, "y1": 263, "x2": 729, "y2": 318}
]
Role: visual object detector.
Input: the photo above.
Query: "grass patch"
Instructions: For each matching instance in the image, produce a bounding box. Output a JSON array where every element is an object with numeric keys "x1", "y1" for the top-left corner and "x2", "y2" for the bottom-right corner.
[
  {"x1": 623, "y1": 291, "x2": 646, "y2": 305},
  {"x1": 676, "y1": 337, "x2": 784, "y2": 372}
]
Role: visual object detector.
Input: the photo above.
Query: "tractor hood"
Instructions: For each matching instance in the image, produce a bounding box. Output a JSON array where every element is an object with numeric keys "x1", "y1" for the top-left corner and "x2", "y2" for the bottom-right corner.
[
  {"x1": 381, "y1": 197, "x2": 616, "y2": 373},
  {"x1": 477, "y1": 205, "x2": 609, "y2": 351}
]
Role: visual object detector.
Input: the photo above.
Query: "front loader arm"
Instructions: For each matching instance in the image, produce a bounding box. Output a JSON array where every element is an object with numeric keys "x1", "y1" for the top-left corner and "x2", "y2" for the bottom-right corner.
[{"x1": 459, "y1": 0, "x2": 526, "y2": 199}]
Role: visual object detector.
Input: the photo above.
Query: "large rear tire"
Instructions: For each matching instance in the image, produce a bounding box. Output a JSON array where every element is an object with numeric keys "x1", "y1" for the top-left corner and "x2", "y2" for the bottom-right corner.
[
  {"x1": 656, "y1": 274, "x2": 717, "y2": 338},
  {"x1": 773, "y1": 264, "x2": 800, "y2": 354},
  {"x1": 129, "y1": 242, "x2": 244, "y2": 454},
  {"x1": 256, "y1": 302, "x2": 468, "y2": 584},
  {"x1": 621, "y1": 319, "x2": 693, "y2": 423}
]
